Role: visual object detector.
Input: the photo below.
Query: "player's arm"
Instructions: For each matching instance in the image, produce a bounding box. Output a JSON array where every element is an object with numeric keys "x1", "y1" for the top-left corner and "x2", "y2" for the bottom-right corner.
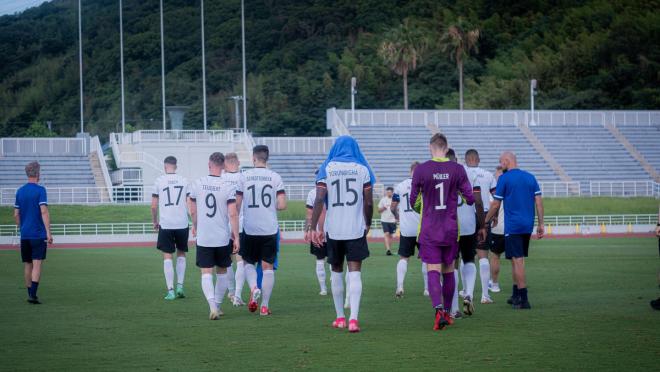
[
  {"x1": 228, "y1": 200, "x2": 240, "y2": 253},
  {"x1": 276, "y1": 192, "x2": 287, "y2": 211},
  {"x1": 473, "y1": 187, "x2": 487, "y2": 241},
  {"x1": 151, "y1": 195, "x2": 159, "y2": 230},
  {"x1": 304, "y1": 202, "x2": 314, "y2": 243},
  {"x1": 390, "y1": 193, "x2": 400, "y2": 221},
  {"x1": 535, "y1": 195, "x2": 544, "y2": 239},
  {"x1": 40, "y1": 204, "x2": 53, "y2": 244},
  {"x1": 310, "y1": 184, "x2": 327, "y2": 246},
  {"x1": 13, "y1": 208, "x2": 20, "y2": 227},
  {"x1": 363, "y1": 183, "x2": 373, "y2": 234},
  {"x1": 189, "y1": 196, "x2": 198, "y2": 237},
  {"x1": 485, "y1": 199, "x2": 501, "y2": 226},
  {"x1": 410, "y1": 170, "x2": 421, "y2": 213}
]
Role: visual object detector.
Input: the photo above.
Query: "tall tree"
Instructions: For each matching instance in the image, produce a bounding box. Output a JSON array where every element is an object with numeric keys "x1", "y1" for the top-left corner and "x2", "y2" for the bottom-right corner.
[
  {"x1": 378, "y1": 19, "x2": 426, "y2": 110},
  {"x1": 441, "y1": 22, "x2": 480, "y2": 110}
]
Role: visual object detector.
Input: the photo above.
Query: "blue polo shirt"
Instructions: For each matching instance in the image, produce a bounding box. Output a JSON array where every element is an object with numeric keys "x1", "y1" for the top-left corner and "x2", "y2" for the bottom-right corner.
[
  {"x1": 493, "y1": 169, "x2": 541, "y2": 235},
  {"x1": 15, "y1": 183, "x2": 48, "y2": 239}
]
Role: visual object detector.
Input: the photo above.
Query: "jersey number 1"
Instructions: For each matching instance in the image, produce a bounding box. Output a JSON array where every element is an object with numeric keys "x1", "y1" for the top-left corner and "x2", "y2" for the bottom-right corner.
[{"x1": 435, "y1": 183, "x2": 447, "y2": 210}]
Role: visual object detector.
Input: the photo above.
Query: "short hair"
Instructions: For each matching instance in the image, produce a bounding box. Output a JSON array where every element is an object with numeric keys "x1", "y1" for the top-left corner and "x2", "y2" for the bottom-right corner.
[
  {"x1": 465, "y1": 149, "x2": 479, "y2": 159},
  {"x1": 253, "y1": 145, "x2": 269, "y2": 162},
  {"x1": 410, "y1": 161, "x2": 420, "y2": 172},
  {"x1": 386, "y1": 186, "x2": 394, "y2": 192},
  {"x1": 164, "y1": 156, "x2": 177, "y2": 165},
  {"x1": 209, "y1": 152, "x2": 225, "y2": 167},
  {"x1": 225, "y1": 152, "x2": 239, "y2": 165},
  {"x1": 446, "y1": 148, "x2": 457, "y2": 162},
  {"x1": 25, "y1": 161, "x2": 40, "y2": 178},
  {"x1": 430, "y1": 133, "x2": 448, "y2": 150}
]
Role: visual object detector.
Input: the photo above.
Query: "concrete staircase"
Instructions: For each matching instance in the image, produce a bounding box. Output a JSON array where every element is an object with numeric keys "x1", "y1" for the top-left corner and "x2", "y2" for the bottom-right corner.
[
  {"x1": 89, "y1": 152, "x2": 112, "y2": 202},
  {"x1": 517, "y1": 124, "x2": 573, "y2": 183},
  {"x1": 605, "y1": 124, "x2": 660, "y2": 182}
]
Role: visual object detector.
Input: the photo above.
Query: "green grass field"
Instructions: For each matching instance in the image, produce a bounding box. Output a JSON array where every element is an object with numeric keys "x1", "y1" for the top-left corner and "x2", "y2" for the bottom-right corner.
[
  {"x1": 0, "y1": 197, "x2": 657, "y2": 225},
  {"x1": 1, "y1": 238, "x2": 658, "y2": 371}
]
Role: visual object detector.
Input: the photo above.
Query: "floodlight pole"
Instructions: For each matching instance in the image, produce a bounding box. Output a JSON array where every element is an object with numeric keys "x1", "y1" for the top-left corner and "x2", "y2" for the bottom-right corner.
[
  {"x1": 530, "y1": 79, "x2": 537, "y2": 126},
  {"x1": 200, "y1": 0, "x2": 208, "y2": 132},
  {"x1": 119, "y1": 0, "x2": 126, "y2": 133},
  {"x1": 78, "y1": 0, "x2": 84, "y2": 133},
  {"x1": 240, "y1": 0, "x2": 247, "y2": 133},
  {"x1": 159, "y1": 0, "x2": 166, "y2": 130},
  {"x1": 350, "y1": 76, "x2": 357, "y2": 126}
]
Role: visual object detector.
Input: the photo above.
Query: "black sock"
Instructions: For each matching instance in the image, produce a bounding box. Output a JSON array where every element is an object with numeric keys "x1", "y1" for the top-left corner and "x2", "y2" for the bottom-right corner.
[
  {"x1": 512, "y1": 284, "x2": 519, "y2": 298},
  {"x1": 31, "y1": 281, "x2": 39, "y2": 298},
  {"x1": 27, "y1": 287, "x2": 31, "y2": 298},
  {"x1": 519, "y1": 288, "x2": 528, "y2": 302}
]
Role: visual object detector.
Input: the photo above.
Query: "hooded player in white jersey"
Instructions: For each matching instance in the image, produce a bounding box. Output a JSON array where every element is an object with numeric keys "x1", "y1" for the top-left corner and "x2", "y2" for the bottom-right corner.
[
  {"x1": 151, "y1": 156, "x2": 190, "y2": 301},
  {"x1": 221, "y1": 153, "x2": 246, "y2": 306},
  {"x1": 189, "y1": 152, "x2": 240, "y2": 320},
  {"x1": 304, "y1": 174, "x2": 329, "y2": 296},
  {"x1": 390, "y1": 161, "x2": 428, "y2": 298},
  {"x1": 240, "y1": 145, "x2": 287, "y2": 316},
  {"x1": 310, "y1": 136, "x2": 375, "y2": 333},
  {"x1": 461, "y1": 149, "x2": 496, "y2": 306}
]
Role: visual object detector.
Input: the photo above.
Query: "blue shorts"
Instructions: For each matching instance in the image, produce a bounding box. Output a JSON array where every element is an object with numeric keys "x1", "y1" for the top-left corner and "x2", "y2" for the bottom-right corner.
[
  {"x1": 21, "y1": 239, "x2": 47, "y2": 263},
  {"x1": 505, "y1": 234, "x2": 531, "y2": 259}
]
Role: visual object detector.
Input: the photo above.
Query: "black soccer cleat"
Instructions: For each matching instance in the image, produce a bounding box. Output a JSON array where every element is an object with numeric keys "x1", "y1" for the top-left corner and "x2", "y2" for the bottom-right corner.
[
  {"x1": 27, "y1": 296, "x2": 41, "y2": 304},
  {"x1": 510, "y1": 296, "x2": 522, "y2": 308},
  {"x1": 513, "y1": 300, "x2": 531, "y2": 310},
  {"x1": 507, "y1": 296, "x2": 515, "y2": 305},
  {"x1": 651, "y1": 298, "x2": 660, "y2": 311},
  {"x1": 386, "y1": 250, "x2": 392, "y2": 256}
]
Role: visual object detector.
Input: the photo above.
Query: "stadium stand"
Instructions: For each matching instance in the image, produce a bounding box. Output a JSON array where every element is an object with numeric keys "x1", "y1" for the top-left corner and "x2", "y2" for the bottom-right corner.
[
  {"x1": 267, "y1": 153, "x2": 327, "y2": 185},
  {"x1": 0, "y1": 155, "x2": 96, "y2": 188},
  {"x1": 617, "y1": 126, "x2": 660, "y2": 173}
]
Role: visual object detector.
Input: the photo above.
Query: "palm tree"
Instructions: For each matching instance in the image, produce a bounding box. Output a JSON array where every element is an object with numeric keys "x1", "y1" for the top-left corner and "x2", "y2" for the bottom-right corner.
[
  {"x1": 379, "y1": 19, "x2": 426, "y2": 110},
  {"x1": 441, "y1": 22, "x2": 480, "y2": 110}
]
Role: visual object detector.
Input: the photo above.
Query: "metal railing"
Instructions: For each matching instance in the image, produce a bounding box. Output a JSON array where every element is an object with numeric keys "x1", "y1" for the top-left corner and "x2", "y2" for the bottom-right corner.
[
  {"x1": 589, "y1": 181, "x2": 657, "y2": 197},
  {"x1": 0, "y1": 137, "x2": 88, "y2": 156},
  {"x1": 118, "y1": 151, "x2": 163, "y2": 172},
  {"x1": 539, "y1": 182, "x2": 581, "y2": 197},
  {"x1": 0, "y1": 187, "x2": 113, "y2": 205},
  {"x1": 90, "y1": 136, "x2": 114, "y2": 203},
  {"x1": 1, "y1": 214, "x2": 656, "y2": 237},
  {"x1": 255, "y1": 137, "x2": 335, "y2": 154},
  {"x1": 111, "y1": 168, "x2": 143, "y2": 185},
  {"x1": 112, "y1": 130, "x2": 251, "y2": 144},
  {"x1": 330, "y1": 109, "x2": 660, "y2": 128}
]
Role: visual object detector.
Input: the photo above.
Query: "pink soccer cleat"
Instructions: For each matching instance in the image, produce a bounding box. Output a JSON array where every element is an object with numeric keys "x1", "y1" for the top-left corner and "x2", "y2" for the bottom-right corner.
[
  {"x1": 332, "y1": 317, "x2": 347, "y2": 329},
  {"x1": 348, "y1": 319, "x2": 360, "y2": 333}
]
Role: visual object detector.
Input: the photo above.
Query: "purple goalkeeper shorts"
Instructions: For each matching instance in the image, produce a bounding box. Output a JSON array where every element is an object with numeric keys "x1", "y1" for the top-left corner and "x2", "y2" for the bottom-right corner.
[{"x1": 419, "y1": 242, "x2": 458, "y2": 265}]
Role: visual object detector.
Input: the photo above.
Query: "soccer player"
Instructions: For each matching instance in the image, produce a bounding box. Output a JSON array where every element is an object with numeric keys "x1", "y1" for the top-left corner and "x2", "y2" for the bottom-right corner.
[
  {"x1": 391, "y1": 161, "x2": 427, "y2": 298},
  {"x1": 488, "y1": 166, "x2": 505, "y2": 293},
  {"x1": 410, "y1": 134, "x2": 474, "y2": 330},
  {"x1": 485, "y1": 151, "x2": 544, "y2": 309},
  {"x1": 240, "y1": 145, "x2": 287, "y2": 316},
  {"x1": 304, "y1": 176, "x2": 328, "y2": 296},
  {"x1": 378, "y1": 187, "x2": 397, "y2": 255},
  {"x1": 151, "y1": 156, "x2": 190, "y2": 300},
  {"x1": 309, "y1": 136, "x2": 375, "y2": 333},
  {"x1": 221, "y1": 153, "x2": 246, "y2": 306},
  {"x1": 189, "y1": 152, "x2": 240, "y2": 320},
  {"x1": 14, "y1": 161, "x2": 52, "y2": 304}
]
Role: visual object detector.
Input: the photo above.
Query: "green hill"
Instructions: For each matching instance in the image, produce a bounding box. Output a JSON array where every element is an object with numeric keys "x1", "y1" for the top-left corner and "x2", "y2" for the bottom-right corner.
[{"x1": 1, "y1": 0, "x2": 658, "y2": 138}]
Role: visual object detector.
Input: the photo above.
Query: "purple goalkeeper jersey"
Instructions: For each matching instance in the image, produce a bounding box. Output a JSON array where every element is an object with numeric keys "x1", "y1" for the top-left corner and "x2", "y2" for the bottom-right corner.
[{"x1": 410, "y1": 158, "x2": 475, "y2": 248}]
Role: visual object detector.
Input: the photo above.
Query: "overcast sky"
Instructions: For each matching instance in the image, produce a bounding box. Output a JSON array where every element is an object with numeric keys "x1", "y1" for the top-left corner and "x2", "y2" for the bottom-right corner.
[{"x1": 0, "y1": 0, "x2": 51, "y2": 16}]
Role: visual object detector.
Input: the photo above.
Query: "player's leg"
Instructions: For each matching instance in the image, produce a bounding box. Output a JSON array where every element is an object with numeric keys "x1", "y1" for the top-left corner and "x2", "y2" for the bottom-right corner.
[
  {"x1": 197, "y1": 245, "x2": 219, "y2": 319},
  {"x1": 23, "y1": 262, "x2": 33, "y2": 297},
  {"x1": 346, "y1": 235, "x2": 369, "y2": 332},
  {"x1": 459, "y1": 235, "x2": 477, "y2": 315},
  {"x1": 240, "y1": 234, "x2": 261, "y2": 312},
  {"x1": 226, "y1": 255, "x2": 235, "y2": 302},
  {"x1": 174, "y1": 228, "x2": 189, "y2": 298},
  {"x1": 21, "y1": 239, "x2": 34, "y2": 300},
  {"x1": 157, "y1": 229, "x2": 176, "y2": 299},
  {"x1": 488, "y1": 233, "x2": 504, "y2": 293},
  {"x1": 450, "y1": 258, "x2": 461, "y2": 318},
  {"x1": 259, "y1": 234, "x2": 277, "y2": 315},
  {"x1": 313, "y1": 241, "x2": 328, "y2": 295},
  {"x1": 233, "y1": 254, "x2": 246, "y2": 305},
  {"x1": 511, "y1": 234, "x2": 530, "y2": 309},
  {"x1": 421, "y1": 261, "x2": 429, "y2": 296},
  {"x1": 344, "y1": 264, "x2": 351, "y2": 309},
  {"x1": 213, "y1": 245, "x2": 233, "y2": 316},
  {"x1": 27, "y1": 239, "x2": 46, "y2": 303},
  {"x1": 326, "y1": 237, "x2": 347, "y2": 327},
  {"x1": 30, "y1": 258, "x2": 43, "y2": 302},
  {"x1": 476, "y1": 237, "x2": 493, "y2": 304},
  {"x1": 396, "y1": 236, "x2": 414, "y2": 297}
]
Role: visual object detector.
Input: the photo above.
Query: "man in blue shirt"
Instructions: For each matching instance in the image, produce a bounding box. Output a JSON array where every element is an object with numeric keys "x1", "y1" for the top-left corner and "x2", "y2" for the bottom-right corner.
[
  {"x1": 485, "y1": 152, "x2": 544, "y2": 309},
  {"x1": 14, "y1": 161, "x2": 53, "y2": 304}
]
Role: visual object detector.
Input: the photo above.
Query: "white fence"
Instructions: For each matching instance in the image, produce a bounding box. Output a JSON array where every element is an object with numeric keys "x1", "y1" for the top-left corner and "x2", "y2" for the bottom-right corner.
[
  {"x1": 112, "y1": 130, "x2": 250, "y2": 144},
  {"x1": 1, "y1": 214, "x2": 656, "y2": 237},
  {"x1": 330, "y1": 109, "x2": 660, "y2": 128},
  {"x1": 111, "y1": 168, "x2": 143, "y2": 185},
  {"x1": 539, "y1": 182, "x2": 581, "y2": 197},
  {"x1": 0, "y1": 137, "x2": 88, "y2": 156},
  {"x1": 589, "y1": 181, "x2": 659, "y2": 197},
  {"x1": 255, "y1": 137, "x2": 335, "y2": 154}
]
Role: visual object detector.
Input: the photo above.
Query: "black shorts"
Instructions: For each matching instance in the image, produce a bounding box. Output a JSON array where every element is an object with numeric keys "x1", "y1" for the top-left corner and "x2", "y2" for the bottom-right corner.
[
  {"x1": 196, "y1": 244, "x2": 232, "y2": 268},
  {"x1": 21, "y1": 239, "x2": 47, "y2": 263},
  {"x1": 310, "y1": 242, "x2": 327, "y2": 260},
  {"x1": 398, "y1": 236, "x2": 418, "y2": 258},
  {"x1": 240, "y1": 233, "x2": 278, "y2": 265},
  {"x1": 326, "y1": 235, "x2": 369, "y2": 266},
  {"x1": 157, "y1": 228, "x2": 189, "y2": 253},
  {"x1": 490, "y1": 233, "x2": 505, "y2": 255},
  {"x1": 505, "y1": 233, "x2": 531, "y2": 259},
  {"x1": 381, "y1": 222, "x2": 397, "y2": 234},
  {"x1": 458, "y1": 233, "x2": 477, "y2": 263}
]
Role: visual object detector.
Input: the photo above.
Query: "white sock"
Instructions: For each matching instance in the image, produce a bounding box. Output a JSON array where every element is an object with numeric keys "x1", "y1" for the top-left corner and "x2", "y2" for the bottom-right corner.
[
  {"x1": 214, "y1": 272, "x2": 229, "y2": 307},
  {"x1": 201, "y1": 273, "x2": 217, "y2": 312},
  {"x1": 176, "y1": 256, "x2": 186, "y2": 286},
  {"x1": 451, "y1": 270, "x2": 459, "y2": 313},
  {"x1": 344, "y1": 269, "x2": 351, "y2": 304},
  {"x1": 459, "y1": 259, "x2": 465, "y2": 292},
  {"x1": 396, "y1": 259, "x2": 407, "y2": 290},
  {"x1": 226, "y1": 265, "x2": 235, "y2": 295},
  {"x1": 234, "y1": 260, "x2": 245, "y2": 298},
  {"x1": 348, "y1": 271, "x2": 362, "y2": 321},
  {"x1": 164, "y1": 259, "x2": 174, "y2": 290},
  {"x1": 315, "y1": 260, "x2": 327, "y2": 292},
  {"x1": 261, "y1": 270, "x2": 274, "y2": 308},
  {"x1": 479, "y1": 258, "x2": 491, "y2": 299},
  {"x1": 330, "y1": 271, "x2": 345, "y2": 318},
  {"x1": 463, "y1": 262, "x2": 477, "y2": 299},
  {"x1": 422, "y1": 263, "x2": 428, "y2": 291},
  {"x1": 244, "y1": 263, "x2": 258, "y2": 290}
]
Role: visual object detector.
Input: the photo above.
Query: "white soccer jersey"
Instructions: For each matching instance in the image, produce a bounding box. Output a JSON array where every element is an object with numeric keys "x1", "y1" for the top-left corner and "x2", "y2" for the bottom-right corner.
[
  {"x1": 221, "y1": 171, "x2": 245, "y2": 232},
  {"x1": 491, "y1": 202, "x2": 505, "y2": 235},
  {"x1": 458, "y1": 165, "x2": 480, "y2": 236},
  {"x1": 465, "y1": 166, "x2": 495, "y2": 211},
  {"x1": 152, "y1": 173, "x2": 190, "y2": 230},
  {"x1": 378, "y1": 196, "x2": 396, "y2": 223},
  {"x1": 318, "y1": 161, "x2": 371, "y2": 240},
  {"x1": 241, "y1": 167, "x2": 285, "y2": 236},
  {"x1": 393, "y1": 178, "x2": 420, "y2": 238},
  {"x1": 190, "y1": 175, "x2": 236, "y2": 247},
  {"x1": 306, "y1": 187, "x2": 328, "y2": 231}
]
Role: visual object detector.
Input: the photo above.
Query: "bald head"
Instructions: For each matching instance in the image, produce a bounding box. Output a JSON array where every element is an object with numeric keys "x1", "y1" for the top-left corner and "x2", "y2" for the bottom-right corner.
[{"x1": 499, "y1": 151, "x2": 518, "y2": 171}]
